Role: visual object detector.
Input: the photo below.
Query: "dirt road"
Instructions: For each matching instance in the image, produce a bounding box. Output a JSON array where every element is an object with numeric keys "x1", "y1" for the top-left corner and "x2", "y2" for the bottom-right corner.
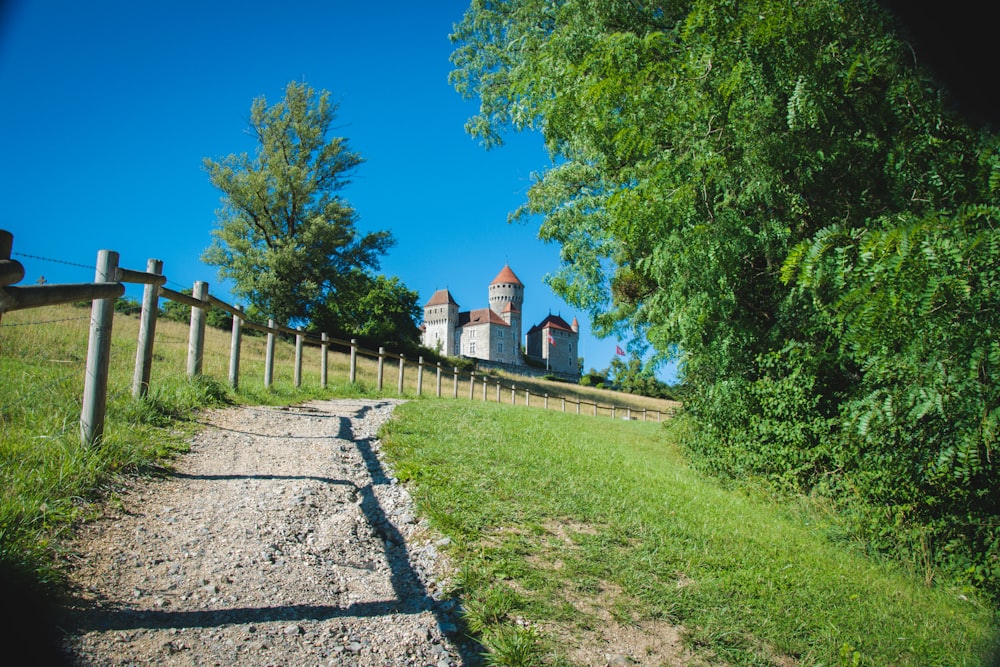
[{"x1": 61, "y1": 398, "x2": 479, "y2": 666}]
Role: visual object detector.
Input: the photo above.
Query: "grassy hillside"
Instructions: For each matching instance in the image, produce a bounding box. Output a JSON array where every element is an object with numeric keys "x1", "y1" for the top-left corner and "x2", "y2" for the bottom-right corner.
[
  {"x1": 0, "y1": 302, "x2": 663, "y2": 584},
  {"x1": 5, "y1": 302, "x2": 995, "y2": 665},
  {"x1": 382, "y1": 400, "x2": 999, "y2": 666}
]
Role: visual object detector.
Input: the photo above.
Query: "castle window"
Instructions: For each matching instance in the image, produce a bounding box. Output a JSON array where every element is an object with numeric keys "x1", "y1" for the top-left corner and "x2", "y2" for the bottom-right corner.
[
  {"x1": 470, "y1": 341, "x2": 477, "y2": 355},
  {"x1": 498, "y1": 341, "x2": 504, "y2": 354}
]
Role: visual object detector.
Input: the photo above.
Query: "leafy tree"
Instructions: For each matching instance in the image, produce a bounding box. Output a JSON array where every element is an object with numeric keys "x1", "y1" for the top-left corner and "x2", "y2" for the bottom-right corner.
[
  {"x1": 609, "y1": 354, "x2": 670, "y2": 399},
  {"x1": 203, "y1": 81, "x2": 393, "y2": 325},
  {"x1": 159, "y1": 289, "x2": 232, "y2": 330},
  {"x1": 451, "y1": 0, "x2": 1000, "y2": 596},
  {"x1": 310, "y1": 271, "x2": 422, "y2": 353}
]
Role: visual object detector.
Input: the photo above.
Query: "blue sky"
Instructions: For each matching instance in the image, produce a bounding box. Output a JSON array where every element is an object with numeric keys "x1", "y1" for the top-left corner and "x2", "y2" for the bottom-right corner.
[{"x1": 0, "y1": 0, "x2": 678, "y2": 383}]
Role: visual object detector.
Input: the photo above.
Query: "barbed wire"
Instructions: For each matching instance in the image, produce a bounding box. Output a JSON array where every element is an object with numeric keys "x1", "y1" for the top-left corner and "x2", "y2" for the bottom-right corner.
[
  {"x1": 9, "y1": 251, "x2": 203, "y2": 294},
  {"x1": 0, "y1": 315, "x2": 91, "y2": 327},
  {"x1": 11, "y1": 251, "x2": 96, "y2": 271}
]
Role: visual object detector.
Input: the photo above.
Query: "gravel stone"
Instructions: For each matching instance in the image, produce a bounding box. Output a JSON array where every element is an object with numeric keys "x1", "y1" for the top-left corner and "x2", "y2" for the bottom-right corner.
[{"x1": 60, "y1": 399, "x2": 481, "y2": 666}]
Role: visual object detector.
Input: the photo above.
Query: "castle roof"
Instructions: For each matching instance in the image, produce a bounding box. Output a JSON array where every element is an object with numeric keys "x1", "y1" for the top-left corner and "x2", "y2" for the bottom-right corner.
[
  {"x1": 490, "y1": 264, "x2": 523, "y2": 287},
  {"x1": 460, "y1": 308, "x2": 510, "y2": 328},
  {"x1": 527, "y1": 314, "x2": 576, "y2": 335},
  {"x1": 424, "y1": 288, "x2": 458, "y2": 308}
]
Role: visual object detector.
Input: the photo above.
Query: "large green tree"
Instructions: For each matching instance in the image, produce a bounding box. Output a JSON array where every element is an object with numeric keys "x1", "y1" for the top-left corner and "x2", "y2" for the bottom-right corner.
[
  {"x1": 310, "y1": 271, "x2": 423, "y2": 353},
  {"x1": 452, "y1": 0, "x2": 1000, "y2": 596},
  {"x1": 203, "y1": 81, "x2": 393, "y2": 325}
]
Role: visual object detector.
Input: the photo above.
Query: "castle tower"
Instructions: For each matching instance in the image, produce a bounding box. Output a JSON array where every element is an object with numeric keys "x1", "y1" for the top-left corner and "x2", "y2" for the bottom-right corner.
[
  {"x1": 488, "y1": 264, "x2": 524, "y2": 314},
  {"x1": 422, "y1": 288, "x2": 459, "y2": 356},
  {"x1": 489, "y1": 265, "x2": 524, "y2": 363}
]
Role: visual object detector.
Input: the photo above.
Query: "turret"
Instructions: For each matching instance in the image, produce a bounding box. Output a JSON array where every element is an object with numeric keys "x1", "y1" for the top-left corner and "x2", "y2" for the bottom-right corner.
[
  {"x1": 489, "y1": 265, "x2": 524, "y2": 363},
  {"x1": 488, "y1": 264, "x2": 524, "y2": 314}
]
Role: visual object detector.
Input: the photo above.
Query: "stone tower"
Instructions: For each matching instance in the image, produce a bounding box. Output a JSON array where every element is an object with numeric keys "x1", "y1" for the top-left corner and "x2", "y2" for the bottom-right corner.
[
  {"x1": 422, "y1": 288, "x2": 459, "y2": 355},
  {"x1": 489, "y1": 264, "x2": 524, "y2": 359}
]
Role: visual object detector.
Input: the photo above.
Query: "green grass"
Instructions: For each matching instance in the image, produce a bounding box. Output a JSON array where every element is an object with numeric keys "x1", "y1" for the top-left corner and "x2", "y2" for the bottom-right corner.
[
  {"x1": 0, "y1": 303, "x2": 376, "y2": 588},
  {"x1": 7, "y1": 303, "x2": 996, "y2": 665},
  {"x1": 381, "y1": 400, "x2": 1000, "y2": 666},
  {"x1": 0, "y1": 303, "x2": 662, "y2": 592}
]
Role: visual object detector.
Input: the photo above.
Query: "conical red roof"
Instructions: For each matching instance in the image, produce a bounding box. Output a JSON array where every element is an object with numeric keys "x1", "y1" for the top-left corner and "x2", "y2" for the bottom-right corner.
[{"x1": 490, "y1": 264, "x2": 523, "y2": 286}]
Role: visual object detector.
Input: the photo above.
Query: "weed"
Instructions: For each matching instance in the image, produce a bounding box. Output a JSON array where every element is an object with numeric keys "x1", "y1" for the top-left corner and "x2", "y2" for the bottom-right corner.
[
  {"x1": 483, "y1": 624, "x2": 543, "y2": 667},
  {"x1": 463, "y1": 585, "x2": 520, "y2": 635}
]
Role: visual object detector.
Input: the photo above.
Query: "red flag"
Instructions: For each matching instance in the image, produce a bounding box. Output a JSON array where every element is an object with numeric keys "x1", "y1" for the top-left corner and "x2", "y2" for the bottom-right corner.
[
  {"x1": 615, "y1": 345, "x2": 625, "y2": 355},
  {"x1": 548, "y1": 333, "x2": 556, "y2": 346}
]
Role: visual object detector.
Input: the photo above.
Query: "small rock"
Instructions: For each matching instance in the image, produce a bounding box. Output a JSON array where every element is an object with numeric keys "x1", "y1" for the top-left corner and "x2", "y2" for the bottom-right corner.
[{"x1": 285, "y1": 624, "x2": 303, "y2": 635}]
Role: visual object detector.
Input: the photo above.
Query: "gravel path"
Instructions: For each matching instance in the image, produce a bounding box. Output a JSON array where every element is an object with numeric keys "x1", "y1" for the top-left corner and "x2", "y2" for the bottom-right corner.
[{"x1": 61, "y1": 398, "x2": 480, "y2": 667}]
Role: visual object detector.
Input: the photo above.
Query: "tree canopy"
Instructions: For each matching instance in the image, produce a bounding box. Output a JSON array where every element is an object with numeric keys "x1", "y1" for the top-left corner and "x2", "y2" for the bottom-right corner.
[
  {"x1": 451, "y1": 0, "x2": 1000, "y2": 598},
  {"x1": 203, "y1": 81, "x2": 421, "y2": 349},
  {"x1": 203, "y1": 81, "x2": 394, "y2": 326}
]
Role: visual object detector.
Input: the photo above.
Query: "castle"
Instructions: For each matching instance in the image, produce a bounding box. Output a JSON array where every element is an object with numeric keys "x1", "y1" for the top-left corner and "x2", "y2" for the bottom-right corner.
[{"x1": 420, "y1": 265, "x2": 581, "y2": 376}]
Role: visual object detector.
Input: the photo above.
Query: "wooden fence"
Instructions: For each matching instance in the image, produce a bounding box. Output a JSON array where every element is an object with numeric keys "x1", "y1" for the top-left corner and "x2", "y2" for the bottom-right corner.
[{"x1": 0, "y1": 230, "x2": 669, "y2": 446}]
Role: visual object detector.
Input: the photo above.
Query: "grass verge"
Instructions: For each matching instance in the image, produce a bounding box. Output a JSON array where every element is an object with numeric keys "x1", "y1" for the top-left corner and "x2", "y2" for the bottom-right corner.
[
  {"x1": 381, "y1": 400, "x2": 999, "y2": 666},
  {"x1": 0, "y1": 303, "x2": 659, "y2": 595},
  {"x1": 0, "y1": 304, "x2": 375, "y2": 591}
]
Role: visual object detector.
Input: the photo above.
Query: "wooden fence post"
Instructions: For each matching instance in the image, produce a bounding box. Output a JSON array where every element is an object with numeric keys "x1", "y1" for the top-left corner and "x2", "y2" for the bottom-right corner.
[
  {"x1": 321, "y1": 333, "x2": 329, "y2": 389},
  {"x1": 417, "y1": 356, "x2": 424, "y2": 396},
  {"x1": 80, "y1": 249, "x2": 119, "y2": 446},
  {"x1": 187, "y1": 281, "x2": 208, "y2": 378},
  {"x1": 576, "y1": 400, "x2": 581, "y2": 415},
  {"x1": 469, "y1": 371, "x2": 475, "y2": 400},
  {"x1": 0, "y1": 230, "x2": 22, "y2": 325},
  {"x1": 511, "y1": 384, "x2": 516, "y2": 404},
  {"x1": 545, "y1": 394, "x2": 549, "y2": 410},
  {"x1": 377, "y1": 347, "x2": 386, "y2": 391},
  {"x1": 627, "y1": 406, "x2": 632, "y2": 420},
  {"x1": 265, "y1": 319, "x2": 275, "y2": 388},
  {"x1": 452, "y1": 366, "x2": 459, "y2": 398},
  {"x1": 397, "y1": 354, "x2": 405, "y2": 395},
  {"x1": 611, "y1": 405, "x2": 616, "y2": 419},
  {"x1": 350, "y1": 339, "x2": 358, "y2": 384},
  {"x1": 525, "y1": 388, "x2": 530, "y2": 406},
  {"x1": 593, "y1": 402, "x2": 597, "y2": 416},
  {"x1": 482, "y1": 376, "x2": 487, "y2": 401},
  {"x1": 229, "y1": 305, "x2": 243, "y2": 389},
  {"x1": 436, "y1": 362, "x2": 442, "y2": 397},
  {"x1": 562, "y1": 397, "x2": 566, "y2": 413},
  {"x1": 132, "y1": 258, "x2": 162, "y2": 399},
  {"x1": 496, "y1": 379, "x2": 501, "y2": 402},
  {"x1": 294, "y1": 327, "x2": 303, "y2": 388}
]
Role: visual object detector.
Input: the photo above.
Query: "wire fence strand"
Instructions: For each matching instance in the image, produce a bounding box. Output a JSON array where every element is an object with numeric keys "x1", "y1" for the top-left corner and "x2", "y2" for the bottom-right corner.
[
  {"x1": 11, "y1": 251, "x2": 96, "y2": 271},
  {"x1": 0, "y1": 315, "x2": 91, "y2": 328}
]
